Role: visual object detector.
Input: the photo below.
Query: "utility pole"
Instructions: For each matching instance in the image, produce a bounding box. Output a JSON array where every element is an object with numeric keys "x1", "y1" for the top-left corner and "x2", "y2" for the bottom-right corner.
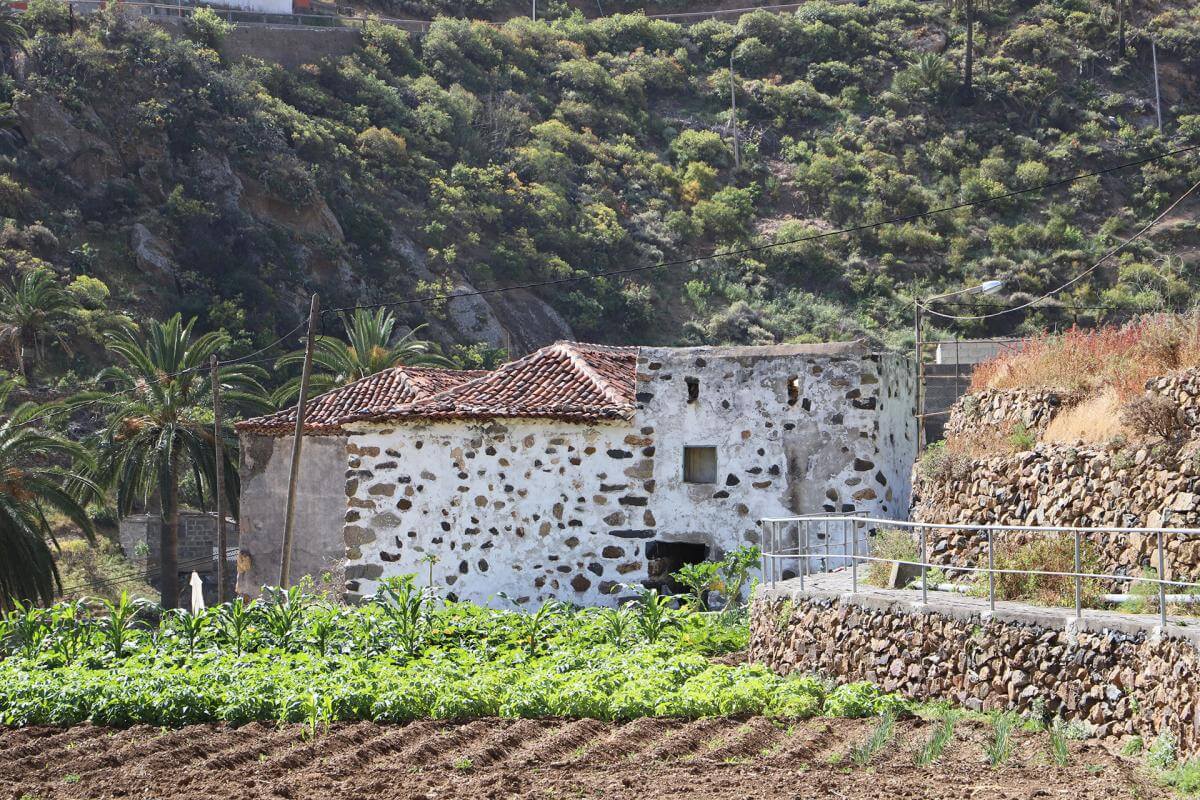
[
  {"x1": 1117, "y1": 0, "x2": 1126, "y2": 60},
  {"x1": 1152, "y1": 38, "x2": 1163, "y2": 133},
  {"x1": 729, "y1": 50, "x2": 741, "y2": 170},
  {"x1": 279, "y1": 293, "x2": 320, "y2": 589},
  {"x1": 531, "y1": 0, "x2": 535, "y2": 21},
  {"x1": 961, "y1": 0, "x2": 975, "y2": 104},
  {"x1": 210, "y1": 354, "x2": 228, "y2": 604}
]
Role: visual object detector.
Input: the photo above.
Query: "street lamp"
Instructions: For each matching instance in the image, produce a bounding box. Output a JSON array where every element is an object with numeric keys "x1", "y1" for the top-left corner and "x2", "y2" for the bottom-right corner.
[{"x1": 913, "y1": 279, "x2": 1004, "y2": 450}]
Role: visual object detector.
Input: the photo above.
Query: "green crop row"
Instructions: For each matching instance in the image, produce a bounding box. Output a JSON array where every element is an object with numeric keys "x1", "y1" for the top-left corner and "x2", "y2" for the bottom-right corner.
[{"x1": 0, "y1": 580, "x2": 902, "y2": 728}]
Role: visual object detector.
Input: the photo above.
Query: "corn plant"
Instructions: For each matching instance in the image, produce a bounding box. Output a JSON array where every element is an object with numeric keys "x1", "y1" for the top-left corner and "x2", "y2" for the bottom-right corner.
[
  {"x1": 300, "y1": 691, "x2": 334, "y2": 741},
  {"x1": 45, "y1": 599, "x2": 92, "y2": 665},
  {"x1": 220, "y1": 597, "x2": 253, "y2": 657},
  {"x1": 166, "y1": 607, "x2": 210, "y2": 657},
  {"x1": 631, "y1": 587, "x2": 679, "y2": 644},
  {"x1": 599, "y1": 606, "x2": 632, "y2": 647},
  {"x1": 513, "y1": 599, "x2": 563, "y2": 657},
  {"x1": 849, "y1": 712, "x2": 895, "y2": 766},
  {"x1": 1048, "y1": 718, "x2": 1070, "y2": 767},
  {"x1": 98, "y1": 592, "x2": 143, "y2": 658},
  {"x1": 916, "y1": 711, "x2": 957, "y2": 766},
  {"x1": 5, "y1": 601, "x2": 48, "y2": 659},
  {"x1": 259, "y1": 585, "x2": 307, "y2": 650},
  {"x1": 985, "y1": 712, "x2": 1018, "y2": 766},
  {"x1": 306, "y1": 605, "x2": 341, "y2": 657},
  {"x1": 375, "y1": 575, "x2": 430, "y2": 656}
]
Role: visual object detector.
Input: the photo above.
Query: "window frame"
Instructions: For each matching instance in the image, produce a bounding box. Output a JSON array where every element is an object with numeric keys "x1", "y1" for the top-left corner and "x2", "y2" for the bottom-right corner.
[{"x1": 682, "y1": 445, "x2": 719, "y2": 485}]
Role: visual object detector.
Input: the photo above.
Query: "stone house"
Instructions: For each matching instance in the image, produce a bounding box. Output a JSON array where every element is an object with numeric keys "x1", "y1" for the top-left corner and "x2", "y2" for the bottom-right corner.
[
  {"x1": 234, "y1": 366, "x2": 486, "y2": 595},
  {"x1": 118, "y1": 512, "x2": 237, "y2": 604},
  {"x1": 338, "y1": 340, "x2": 917, "y2": 606}
]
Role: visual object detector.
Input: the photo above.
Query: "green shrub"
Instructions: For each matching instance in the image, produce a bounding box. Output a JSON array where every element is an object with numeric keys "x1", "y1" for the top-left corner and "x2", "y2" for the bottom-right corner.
[
  {"x1": 865, "y1": 528, "x2": 917, "y2": 588},
  {"x1": 185, "y1": 7, "x2": 232, "y2": 50}
]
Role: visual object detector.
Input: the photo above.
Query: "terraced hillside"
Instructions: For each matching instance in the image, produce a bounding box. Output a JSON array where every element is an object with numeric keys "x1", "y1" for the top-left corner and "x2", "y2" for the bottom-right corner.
[{"x1": 0, "y1": 716, "x2": 1164, "y2": 799}]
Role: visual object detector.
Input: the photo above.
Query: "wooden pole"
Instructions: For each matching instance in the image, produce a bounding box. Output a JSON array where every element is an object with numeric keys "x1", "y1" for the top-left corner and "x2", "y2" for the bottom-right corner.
[
  {"x1": 729, "y1": 50, "x2": 741, "y2": 169},
  {"x1": 279, "y1": 293, "x2": 320, "y2": 588},
  {"x1": 1152, "y1": 38, "x2": 1163, "y2": 133},
  {"x1": 962, "y1": 0, "x2": 975, "y2": 104},
  {"x1": 210, "y1": 354, "x2": 227, "y2": 604}
]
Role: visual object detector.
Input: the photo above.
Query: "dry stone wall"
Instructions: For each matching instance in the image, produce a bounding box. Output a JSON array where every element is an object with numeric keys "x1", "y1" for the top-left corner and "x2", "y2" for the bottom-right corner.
[
  {"x1": 1147, "y1": 368, "x2": 1200, "y2": 431},
  {"x1": 912, "y1": 441, "x2": 1200, "y2": 580},
  {"x1": 751, "y1": 585, "x2": 1200, "y2": 753},
  {"x1": 916, "y1": 369, "x2": 1200, "y2": 582},
  {"x1": 942, "y1": 387, "x2": 1075, "y2": 440}
]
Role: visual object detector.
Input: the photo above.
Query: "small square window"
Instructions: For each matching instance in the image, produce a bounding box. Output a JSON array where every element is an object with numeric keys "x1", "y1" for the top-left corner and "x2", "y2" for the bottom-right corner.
[{"x1": 683, "y1": 446, "x2": 717, "y2": 484}]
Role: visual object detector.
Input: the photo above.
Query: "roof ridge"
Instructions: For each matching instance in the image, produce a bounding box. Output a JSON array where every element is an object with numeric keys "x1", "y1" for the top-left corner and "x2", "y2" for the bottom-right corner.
[{"x1": 557, "y1": 342, "x2": 635, "y2": 411}]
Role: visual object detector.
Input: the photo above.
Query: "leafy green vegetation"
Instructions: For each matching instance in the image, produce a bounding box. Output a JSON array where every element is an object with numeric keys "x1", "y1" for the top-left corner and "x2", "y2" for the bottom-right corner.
[
  {"x1": 0, "y1": 0, "x2": 1196, "y2": 381},
  {"x1": 0, "y1": 582, "x2": 905, "y2": 727},
  {"x1": 985, "y1": 711, "x2": 1018, "y2": 766}
]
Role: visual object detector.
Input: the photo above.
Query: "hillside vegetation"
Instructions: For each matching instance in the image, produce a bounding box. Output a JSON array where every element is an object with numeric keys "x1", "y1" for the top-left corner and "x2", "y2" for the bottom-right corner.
[{"x1": 3, "y1": 0, "x2": 1200, "y2": 382}]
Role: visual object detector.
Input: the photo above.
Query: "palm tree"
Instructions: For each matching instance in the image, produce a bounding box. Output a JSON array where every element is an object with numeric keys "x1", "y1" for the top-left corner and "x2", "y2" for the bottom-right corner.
[
  {"x1": 0, "y1": 4, "x2": 26, "y2": 78},
  {"x1": 0, "y1": 382, "x2": 97, "y2": 609},
  {"x1": 81, "y1": 314, "x2": 269, "y2": 608},
  {"x1": 271, "y1": 308, "x2": 452, "y2": 406},
  {"x1": 0, "y1": 269, "x2": 82, "y2": 379}
]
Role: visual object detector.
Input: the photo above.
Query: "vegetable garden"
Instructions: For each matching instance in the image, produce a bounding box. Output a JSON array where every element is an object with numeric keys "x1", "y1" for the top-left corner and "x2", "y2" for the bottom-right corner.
[{"x1": 0, "y1": 573, "x2": 900, "y2": 729}]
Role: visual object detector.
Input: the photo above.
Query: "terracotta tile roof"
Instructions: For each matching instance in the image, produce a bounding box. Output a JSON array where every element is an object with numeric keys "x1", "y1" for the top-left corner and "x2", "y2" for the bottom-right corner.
[
  {"x1": 236, "y1": 367, "x2": 488, "y2": 436},
  {"x1": 345, "y1": 341, "x2": 639, "y2": 424}
]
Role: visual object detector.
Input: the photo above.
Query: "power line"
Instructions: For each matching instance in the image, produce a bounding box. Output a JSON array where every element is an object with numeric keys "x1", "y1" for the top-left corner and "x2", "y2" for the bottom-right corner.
[
  {"x1": 323, "y1": 143, "x2": 1200, "y2": 317},
  {"x1": 918, "y1": 177, "x2": 1200, "y2": 322},
  {"x1": 58, "y1": 552, "x2": 226, "y2": 597}
]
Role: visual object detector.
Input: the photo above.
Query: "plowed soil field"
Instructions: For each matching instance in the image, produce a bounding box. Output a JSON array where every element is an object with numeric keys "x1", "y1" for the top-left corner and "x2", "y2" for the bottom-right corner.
[{"x1": 0, "y1": 716, "x2": 1165, "y2": 800}]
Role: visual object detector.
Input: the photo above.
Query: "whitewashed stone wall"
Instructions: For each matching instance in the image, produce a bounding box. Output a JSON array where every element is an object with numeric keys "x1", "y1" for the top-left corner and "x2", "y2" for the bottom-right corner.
[{"x1": 342, "y1": 346, "x2": 917, "y2": 606}]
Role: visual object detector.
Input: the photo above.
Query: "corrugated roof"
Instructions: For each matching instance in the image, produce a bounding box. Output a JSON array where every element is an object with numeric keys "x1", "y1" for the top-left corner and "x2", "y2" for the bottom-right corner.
[
  {"x1": 344, "y1": 341, "x2": 638, "y2": 424},
  {"x1": 236, "y1": 366, "x2": 487, "y2": 436}
]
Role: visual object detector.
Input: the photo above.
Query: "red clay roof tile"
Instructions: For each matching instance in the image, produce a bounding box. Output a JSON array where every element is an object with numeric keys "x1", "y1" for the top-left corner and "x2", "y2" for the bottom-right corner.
[
  {"x1": 235, "y1": 366, "x2": 487, "y2": 436},
  {"x1": 344, "y1": 341, "x2": 638, "y2": 424}
]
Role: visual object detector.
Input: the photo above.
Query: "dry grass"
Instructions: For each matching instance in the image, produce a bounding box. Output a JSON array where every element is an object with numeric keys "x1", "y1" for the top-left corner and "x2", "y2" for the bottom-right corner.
[
  {"x1": 1043, "y1": 388, "x2": 1129, "y2": 444},
  {"x1": 971, "y1": 313, "x2": 1200, "y2": 399}
]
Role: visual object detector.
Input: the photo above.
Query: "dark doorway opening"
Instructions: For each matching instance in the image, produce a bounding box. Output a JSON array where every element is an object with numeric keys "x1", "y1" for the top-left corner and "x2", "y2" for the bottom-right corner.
[{"x1": 644, "y1": 540, "x2": 709, "y2": 595}]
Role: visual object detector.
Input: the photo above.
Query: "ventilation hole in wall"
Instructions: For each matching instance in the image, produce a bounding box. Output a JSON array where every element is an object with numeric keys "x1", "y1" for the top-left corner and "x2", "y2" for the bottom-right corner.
[
  {"x1": 685, "y1": 377, "x2": 699, "y2": 403},
  {"x1": 787, "y1": 376, "x2": 800, "y2": 406}
]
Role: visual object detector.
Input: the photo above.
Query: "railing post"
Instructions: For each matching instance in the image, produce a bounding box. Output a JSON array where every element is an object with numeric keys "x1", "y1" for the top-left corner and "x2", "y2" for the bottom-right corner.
[
  {"x1": 920, "y1": 527, "x2": 928, "y2": 603},
  {"x1": 1158, "y1": 526, "x2": 1168, "y2": 629},
  {"x1": 799, "y1": 520, "x2": 806, "y2": 591},
  {"x1": 1080, "y1": 532, "x2": 1089, "y2": 618},
  {"x1": 841, "y1": 517, "x2": 849, "y2": 571},
  {"x1": 760, "y1": 521, "x2": 768, "y2": 591},
  {"x1": 850, "y1": 518, "x2": 857, "y2": 592},
  {"x1": 987, "y1": 528, "x2": 995, "y2": 612},
  {"x1": 824, "y1": 516, "x2": 830, "y2": 574}
]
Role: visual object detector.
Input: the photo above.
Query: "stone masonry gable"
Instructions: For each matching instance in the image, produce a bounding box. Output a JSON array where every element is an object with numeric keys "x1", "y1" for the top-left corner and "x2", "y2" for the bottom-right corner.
[
  {"x1": 342, "y1": 341, "x2": 638, "y2": 424},
  {"x1": 236, "y1": 366, "x2": 486, "y2": 436}
]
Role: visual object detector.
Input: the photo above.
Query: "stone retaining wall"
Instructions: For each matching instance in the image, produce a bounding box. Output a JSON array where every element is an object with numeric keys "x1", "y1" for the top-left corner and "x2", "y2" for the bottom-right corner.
[
  {"x1": 942, "y1": 387, "x2": 1074, "y2": 440},
  {"x1": 1148, "y1": 368, "x2": 1200, "y2": 431},
  {"x1": 911, "y1": 440, "x2": 1200, "y2": 581},
  {"x1": 751, "y1": 583, "x2": 1200, "y2": 752}
]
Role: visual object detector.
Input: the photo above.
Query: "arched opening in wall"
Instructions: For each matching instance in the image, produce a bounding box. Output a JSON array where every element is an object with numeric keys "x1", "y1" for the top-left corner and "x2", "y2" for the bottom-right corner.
[
  {"x1": 644, "y1": 540, "x2": 708, "y2": 596},
  {"x1": 686, "y1": 377, "x2": 699, "y2": 403},
  {"x1": 787, "y1": 376, "x2": 800, "y2": 406}
]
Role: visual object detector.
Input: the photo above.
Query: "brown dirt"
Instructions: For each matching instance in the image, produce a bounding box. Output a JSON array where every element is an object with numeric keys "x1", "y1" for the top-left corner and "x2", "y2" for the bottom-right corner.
[{"x1": 0, "y1": 717, "x2": 1166, "y2": 800}]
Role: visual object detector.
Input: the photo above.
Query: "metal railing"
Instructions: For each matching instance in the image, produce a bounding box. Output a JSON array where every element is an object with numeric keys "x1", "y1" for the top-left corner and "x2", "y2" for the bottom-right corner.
[{"x1": 759, "y1": 514, "x2": 1200, "y2": 628}]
